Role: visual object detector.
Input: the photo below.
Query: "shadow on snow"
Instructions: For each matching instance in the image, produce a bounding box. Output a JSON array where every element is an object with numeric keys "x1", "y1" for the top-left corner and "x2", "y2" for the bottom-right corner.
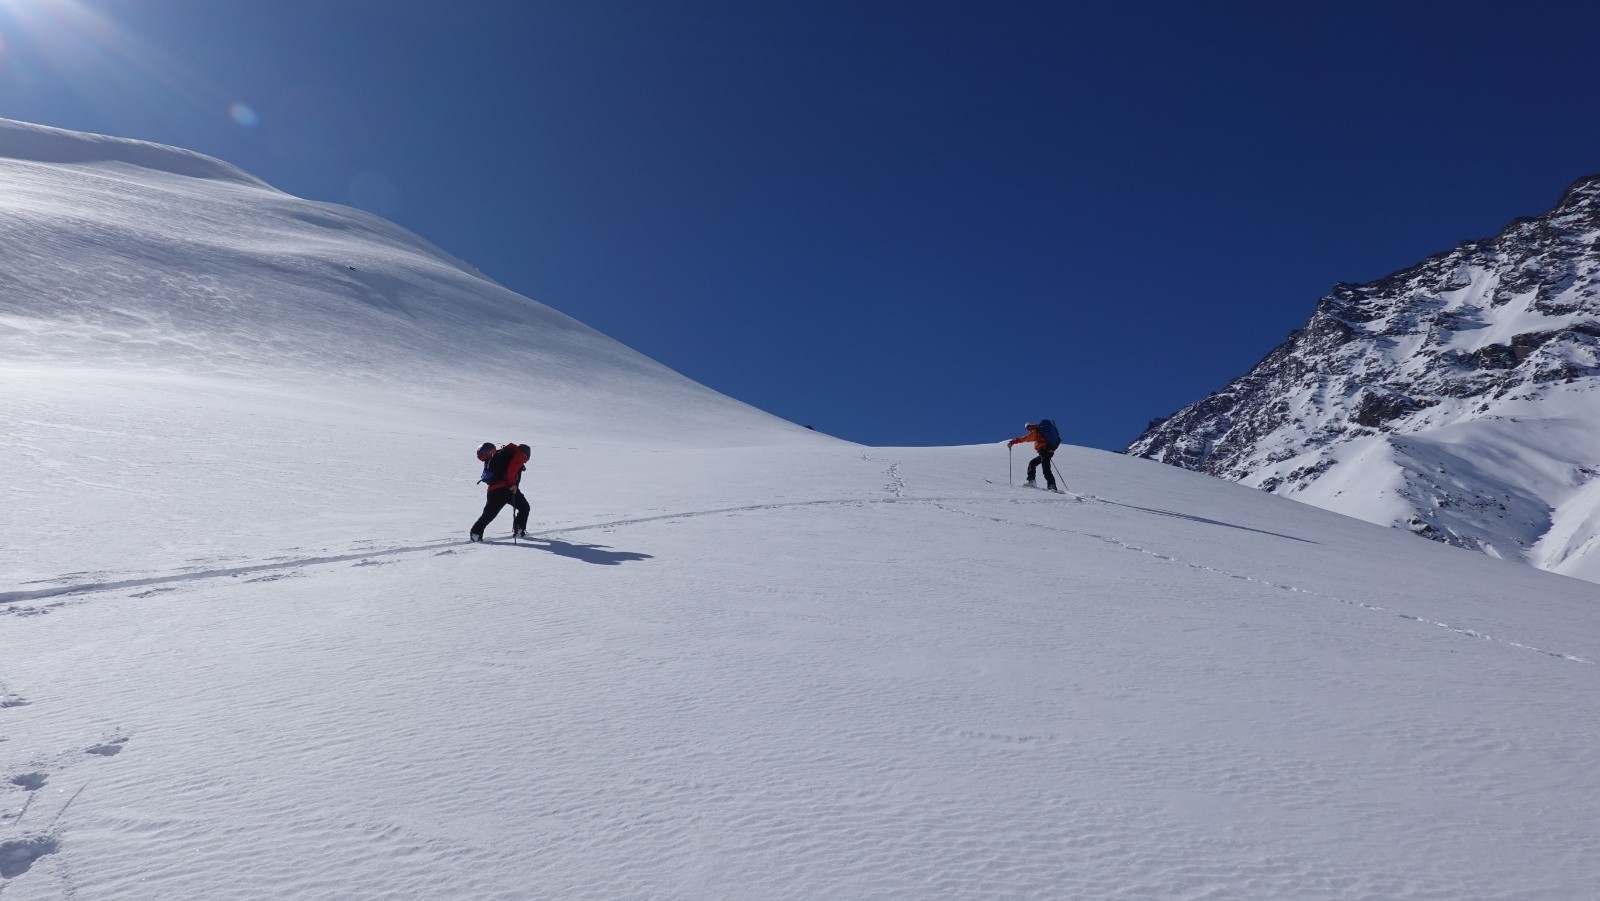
[
  {"x1": 1097, "y1": 500, "x2": 1317, "y2": 544},
  {"x1": 508, "y1": 536, "x2": 654, "y2": 565}
]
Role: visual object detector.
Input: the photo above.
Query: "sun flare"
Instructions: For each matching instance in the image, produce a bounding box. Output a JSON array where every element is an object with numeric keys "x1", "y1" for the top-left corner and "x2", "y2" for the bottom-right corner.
[{"x1": 0, "y1": 0, "x2": 239, "y2": 125}]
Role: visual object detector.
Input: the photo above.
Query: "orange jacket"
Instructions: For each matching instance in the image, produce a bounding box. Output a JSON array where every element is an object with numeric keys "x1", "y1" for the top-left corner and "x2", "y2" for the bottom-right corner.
[{"x1": 1008, "y1": 426, "x2": 1047, "y2": 451}]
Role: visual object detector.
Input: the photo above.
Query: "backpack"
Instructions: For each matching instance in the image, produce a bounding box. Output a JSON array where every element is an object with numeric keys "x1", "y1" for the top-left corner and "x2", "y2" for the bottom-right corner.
[
  {"x1": 481, "y1": 444, "x2": 516, "y2": 483},
  {"x1": 1038, "y1": 419, "x2": 1062, "y2": 451}
]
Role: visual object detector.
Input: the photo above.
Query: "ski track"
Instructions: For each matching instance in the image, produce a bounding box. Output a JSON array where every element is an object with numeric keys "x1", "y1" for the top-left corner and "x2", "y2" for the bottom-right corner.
[
  {"x1": 0, "y1": 497, "x2": 953, "y2": 606},
  {"x1": 4, "y1": 486, "x2": 1590, "y2": 667},
  {"x1": 935, "y1": 501, "x2": 1593, "y2": 666}
]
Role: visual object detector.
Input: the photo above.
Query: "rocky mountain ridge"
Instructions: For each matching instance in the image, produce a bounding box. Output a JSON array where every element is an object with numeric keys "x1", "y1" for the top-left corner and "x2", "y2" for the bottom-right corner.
[{"x1": 1127, "y1": 175, "x2": 1600, "y2": 580}]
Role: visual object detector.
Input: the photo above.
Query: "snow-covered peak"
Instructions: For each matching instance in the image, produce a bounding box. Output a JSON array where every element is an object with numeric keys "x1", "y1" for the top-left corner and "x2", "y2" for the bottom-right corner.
[
  {"x1": 1556, "y1": 171, "x2": 1600, "y2": 209},
  {"x1": 1128, "y1": 174, "x2": 1600, "y2": 581},
  {"x1": 0, "y1": 119, "x2": 828, "y2": 449},
  {"x1": 0, "y1": 117, "x2": 269, "y2": 187}
]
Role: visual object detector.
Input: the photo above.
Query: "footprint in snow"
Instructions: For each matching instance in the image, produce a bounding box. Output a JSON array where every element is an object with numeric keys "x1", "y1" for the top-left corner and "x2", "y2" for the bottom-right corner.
[
  {"x1": 0, "y1": 835, "x2": 61, "y2": 878},
  {"x1": 9, "y1": 773, "x2": 46, "y2": 791},
  {"x1": 1, "y1": 605, "x2": 54, "y2": 618},
  {"x1": 86, "y1": 737, "x2": 128, "y2": 757},
  {"x1": 244, "y1": 571, "x2": 301, "y2": 584},
  {"x1": 939, "y1": 726, "x2": 1060, "y2": 748}
]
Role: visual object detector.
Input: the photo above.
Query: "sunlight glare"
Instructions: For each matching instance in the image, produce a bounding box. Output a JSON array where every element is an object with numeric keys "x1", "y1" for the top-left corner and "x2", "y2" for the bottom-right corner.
[{"x1": 0, "y1": 0, "x2": 231, "y2": 120}]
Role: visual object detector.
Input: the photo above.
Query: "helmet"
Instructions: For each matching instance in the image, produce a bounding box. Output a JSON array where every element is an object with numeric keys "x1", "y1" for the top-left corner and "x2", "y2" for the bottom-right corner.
[
  {"x1": 1024, "y1": 422, "x2": 1037, "y2": 431},
  {"x1": 476, "y1": 442, "x2": 495, "y2": 459},
  {"x1": 517, "y1": 444, "x2": 531, "y2": 456}
]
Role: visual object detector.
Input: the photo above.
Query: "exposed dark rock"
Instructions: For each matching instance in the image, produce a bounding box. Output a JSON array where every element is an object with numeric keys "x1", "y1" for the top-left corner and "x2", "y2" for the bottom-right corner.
[{"x1": 1352, "y1": 390, "x2": 1434, "y2": 429}]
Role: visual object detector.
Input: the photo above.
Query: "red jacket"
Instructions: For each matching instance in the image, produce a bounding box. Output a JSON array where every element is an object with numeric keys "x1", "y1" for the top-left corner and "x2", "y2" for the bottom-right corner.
[{"x1": 479, "y1": 444, "x2": 528, "y2": 491}]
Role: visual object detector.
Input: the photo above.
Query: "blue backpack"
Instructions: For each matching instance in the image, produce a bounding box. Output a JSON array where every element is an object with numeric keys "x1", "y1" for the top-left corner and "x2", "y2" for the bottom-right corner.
[
  {"x1": 480, "y1": 444, "x2": 516, "y2": 483},
  {"x1": 1038, "y1": 419, "x2": 1062, "y2": 451}
]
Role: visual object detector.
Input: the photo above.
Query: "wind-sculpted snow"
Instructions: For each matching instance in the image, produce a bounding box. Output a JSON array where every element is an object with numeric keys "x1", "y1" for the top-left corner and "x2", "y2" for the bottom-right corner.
[
  {"x1": 0, "y1": 117, "x2": 823, "y2": 449},
  {"x1": 3, "y1": 121, "x2": 1600, "y2": 897},
  {"x1": 0, "y1": 119, "x2": 267, "y2": 187},
  {"x1": 1130, "y1": 174, "x2": 1600, "y2": 581},
  {"x1": 4, "y1": 438, "x2": 1600, "y2": 899}
]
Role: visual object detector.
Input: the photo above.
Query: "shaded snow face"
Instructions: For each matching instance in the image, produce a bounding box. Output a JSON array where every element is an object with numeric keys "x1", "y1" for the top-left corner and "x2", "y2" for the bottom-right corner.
[{"x1": 1128, "y1": 175, "x2": 1600, "y2": 580}]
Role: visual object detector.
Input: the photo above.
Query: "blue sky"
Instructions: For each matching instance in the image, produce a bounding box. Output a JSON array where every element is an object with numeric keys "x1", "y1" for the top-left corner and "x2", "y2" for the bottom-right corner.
[{"x1": 3, "y1": 1, "x2": 1599, "y2": 449}]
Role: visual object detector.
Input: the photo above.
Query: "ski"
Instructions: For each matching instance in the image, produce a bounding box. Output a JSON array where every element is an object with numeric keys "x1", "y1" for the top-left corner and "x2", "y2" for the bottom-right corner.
[
  {"x1": 985, "y1": 479, "x2": 1068, "y2": 493},
  {"x1": 468, "y1": 532, "x2": 536, "y2": 544},
  {"x1": 985, "y1": 479, "x2": 1076, "y2": 498}
]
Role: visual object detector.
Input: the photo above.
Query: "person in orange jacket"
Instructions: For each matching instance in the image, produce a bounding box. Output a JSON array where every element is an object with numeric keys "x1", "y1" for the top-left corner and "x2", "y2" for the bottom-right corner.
[
  {"x1": 1007, "y1": 422, "x2": 1059, "y2": 491},
  {"x1": 470, "y1": 441, "x2": 531, "y2": 541}
]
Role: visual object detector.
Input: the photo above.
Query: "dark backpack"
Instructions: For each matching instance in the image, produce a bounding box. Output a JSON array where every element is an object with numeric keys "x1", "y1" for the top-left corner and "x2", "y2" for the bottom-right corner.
[
  {"x1": 481, "y1": 444, "x2": 516, "y2": 483},
  {"x1": 1038, "y1": 419, "x2": 1062, "y2": 451}
]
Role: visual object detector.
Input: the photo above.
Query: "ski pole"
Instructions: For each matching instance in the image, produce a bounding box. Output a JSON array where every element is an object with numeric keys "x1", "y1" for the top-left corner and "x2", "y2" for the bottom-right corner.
[{"x1": 1008, "y1": 443, "x2": 1013, "y2": 486}]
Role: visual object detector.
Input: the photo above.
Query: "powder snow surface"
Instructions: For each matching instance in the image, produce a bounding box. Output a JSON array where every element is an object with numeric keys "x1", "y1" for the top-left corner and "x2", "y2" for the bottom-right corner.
[{"x1": 3, "y1": 119, "x2": 1600, "y2": 899}]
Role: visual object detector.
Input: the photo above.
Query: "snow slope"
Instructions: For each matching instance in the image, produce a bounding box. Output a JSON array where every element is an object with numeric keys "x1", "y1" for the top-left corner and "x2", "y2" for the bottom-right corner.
[
  {"x1": 0, "y1": 118, "x2": 821, "y2": 448},
  {"x1": 4, "y1": 120, "x2": 1600, "y2": 898}
]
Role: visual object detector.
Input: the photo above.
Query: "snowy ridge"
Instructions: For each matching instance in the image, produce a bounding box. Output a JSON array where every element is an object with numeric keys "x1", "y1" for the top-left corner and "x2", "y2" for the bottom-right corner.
[
  {"x1": 0, "y1": 118, "x2": 269, "y2": 187},
  {"x1": 0, "y1": 116, "x2": 821, "y2": 448},
  {"x1": 1128, "y1": 175, "x2": 1600, "y2": 580},
  {"x1": 3, "y1": 121, "x2": 1600, "y2": 898}
]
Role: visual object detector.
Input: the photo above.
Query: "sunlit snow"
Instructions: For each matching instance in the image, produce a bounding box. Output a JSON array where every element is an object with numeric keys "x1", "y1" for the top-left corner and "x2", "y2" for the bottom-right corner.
[{"x1": 3, "y1": 119, "x2": 1599, "y2": 899}]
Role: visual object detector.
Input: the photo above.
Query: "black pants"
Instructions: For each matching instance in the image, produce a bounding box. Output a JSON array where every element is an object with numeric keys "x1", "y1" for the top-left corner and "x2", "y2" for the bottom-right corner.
[
  {"x1": 1028, "y1": 448, "x2": 1057, "y2": 489},
  {"x1": 472, "y1": 487, "x2": 530, "y2": 537}
]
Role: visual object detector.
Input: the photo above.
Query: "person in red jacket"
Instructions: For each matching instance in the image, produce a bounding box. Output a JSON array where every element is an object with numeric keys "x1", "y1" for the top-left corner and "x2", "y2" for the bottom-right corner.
[
  {"x1": 470, "y1": 441, "x2": 530, "y2": 541},
  {"x1": 1007, "y1": 422, "x2": 1059, "y2": 491}
]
